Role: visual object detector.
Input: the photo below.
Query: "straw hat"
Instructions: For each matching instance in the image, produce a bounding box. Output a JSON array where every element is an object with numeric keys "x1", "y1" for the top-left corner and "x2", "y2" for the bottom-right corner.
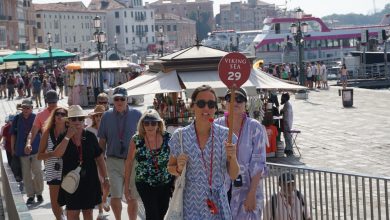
[
  {"x1": 67, "y1": 105, "x2": 87, "y2": 118},
  {"x1": 89, "y1": 105, "x2": 105, "y2": 116}
]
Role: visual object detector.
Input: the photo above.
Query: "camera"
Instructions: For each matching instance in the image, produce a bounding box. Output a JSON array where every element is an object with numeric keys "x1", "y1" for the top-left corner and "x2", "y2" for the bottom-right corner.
[
  {"x1": 233, "y1": 175, "x2": 243, "y2": 187},
  {"x1": 54, "y1": 162, "x2": 61, "y2": 171}
]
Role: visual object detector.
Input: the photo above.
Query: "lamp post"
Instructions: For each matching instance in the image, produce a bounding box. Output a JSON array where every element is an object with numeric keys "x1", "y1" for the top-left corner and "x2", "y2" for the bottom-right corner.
[
  {"x1": 47, "y1": 32, "x2": 53, "y2": 69},
  {"x1": 290, "y1": 8, "x2": 308, "y2": 86},
  {"x1": 114, "y1": 35, "x2": 118, "y2": 59},
  {"x1": 157, "y1": 26, "x2": 165, "y2": 57},
  {"x1": 35, "y1": 38, "x2": 38, "y2": 55},
  {"x1": 93, "y1": 16, "x2": 106, "y2": 92}
]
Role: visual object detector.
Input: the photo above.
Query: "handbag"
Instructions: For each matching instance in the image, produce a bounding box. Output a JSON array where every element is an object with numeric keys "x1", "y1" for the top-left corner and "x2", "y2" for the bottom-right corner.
[
  {"x1": 61, "y1": 166, "x2": 81, "y2": 194},
  {"x1": 165, "y1": 129, "x2": 186, "y2": 220}
]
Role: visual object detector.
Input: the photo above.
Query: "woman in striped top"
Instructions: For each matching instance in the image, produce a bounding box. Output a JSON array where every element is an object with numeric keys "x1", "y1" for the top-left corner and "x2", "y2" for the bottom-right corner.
[{"x1": 37, "y1": 107, "x2": 68, "y2": 220}]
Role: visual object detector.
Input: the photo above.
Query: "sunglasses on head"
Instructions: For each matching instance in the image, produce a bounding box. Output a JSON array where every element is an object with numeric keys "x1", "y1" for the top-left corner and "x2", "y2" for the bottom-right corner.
[
  {"x1": 69, "y1": 117, "x2": 85, "y2": 122},
  {"x1": 114, "y1": 97, "x2": 126, "y2": 102},
  {"x1": 55, "y1": 112, "x2": 67, "y2": 117},
  {"x1": 143, "y1": 121, "x2": 158, "y2": 126},
  {"x1": 225, "y1": 95, "x2": 246, "y2": 103},
  {"x1": 195, "y1": 100, "x2": 217, "y2": 109}
]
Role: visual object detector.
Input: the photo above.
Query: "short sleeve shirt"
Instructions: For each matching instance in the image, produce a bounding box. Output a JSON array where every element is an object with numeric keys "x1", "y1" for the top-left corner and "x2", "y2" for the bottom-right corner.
[
  {"x1": 98, "y1": 106, "x2": 142, "y2": 159},
  {"x1": 33, "y1": 108, "x2": 51, "y2": 131},
  {"x1": 11, "y1": 113, "x2": 40, "y2": 156}
]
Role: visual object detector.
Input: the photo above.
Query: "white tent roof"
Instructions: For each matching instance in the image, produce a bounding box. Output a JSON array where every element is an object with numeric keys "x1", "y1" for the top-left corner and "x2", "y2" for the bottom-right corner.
[
  {"x1": 0, "y1": 49, "x2": 15, "y2": 57},
  {"x1": 75, "y1": 60, "x2": 138, "y2": 69},
  {"x1": 118, "y1": 70, "x2": 183, "y2": 96},
  {"x1": 25, "y1": 48, "x2": 48, "y2": 55},
  {"x1": 178, "y1": 70, "x2": 257, "y2": 97},
  {"x1": 249, "y1": 69, "x2": 306, "y2": 90}
]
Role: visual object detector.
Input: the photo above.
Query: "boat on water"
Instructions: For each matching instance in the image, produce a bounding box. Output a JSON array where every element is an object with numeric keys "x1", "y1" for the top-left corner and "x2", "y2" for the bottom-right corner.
[
  {"x1": 250, "y1": 14, "x2": 390, "y2": 64},
  {"x1": 202, "y1": 29, "x2": 262, "y2": 52}
]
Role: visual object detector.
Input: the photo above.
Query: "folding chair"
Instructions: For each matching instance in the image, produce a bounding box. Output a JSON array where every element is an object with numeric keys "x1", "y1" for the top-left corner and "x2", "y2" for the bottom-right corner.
[{"x1": 289, "y1": 130, "x2": 301, "y2": 157}]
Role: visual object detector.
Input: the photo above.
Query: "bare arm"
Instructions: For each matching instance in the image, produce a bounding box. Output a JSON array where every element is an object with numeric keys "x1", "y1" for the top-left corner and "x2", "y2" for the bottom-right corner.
[
  {"x1": 96, "y1": 154, "x2": 109, "y2": 180},
  {"x1": 37, "y1": 130, "x2": 50, "y2": 160},
  {"x1": 98, "y1": 138, "x2": 107, "y2": 153},
  {"x1": 124, "y1": 138, "x2": 136, "y2": 201},
  {"x1": 27, "y1": 125, "x2": 40, "y2": 147}
]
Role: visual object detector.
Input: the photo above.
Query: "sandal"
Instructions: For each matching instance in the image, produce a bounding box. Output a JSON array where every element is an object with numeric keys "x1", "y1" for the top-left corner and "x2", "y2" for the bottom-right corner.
[{"x1": 103, "y1": 201, "x2": 110, "y2": 212}]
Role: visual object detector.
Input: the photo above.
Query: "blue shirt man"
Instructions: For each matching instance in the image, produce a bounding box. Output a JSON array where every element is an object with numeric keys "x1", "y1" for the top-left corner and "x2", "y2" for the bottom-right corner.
[{"x1": 97, "y1": 87, "x2": 141, "y2": 220}]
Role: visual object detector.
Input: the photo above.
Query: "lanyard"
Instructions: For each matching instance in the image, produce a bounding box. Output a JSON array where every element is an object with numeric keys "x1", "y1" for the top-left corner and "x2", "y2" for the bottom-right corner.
[
  {"x1": 225, "y1": 115, "x2": 246, "y2": 157},
  {"x1": 145, "y1": 133, "x2": 159, "y2": 170},
  {"x1": 116, "y1": 110, "x2": 128, "y2": 141},
  {"x1": 194, "y1": 123, "x2": 214, "y2": 194}
]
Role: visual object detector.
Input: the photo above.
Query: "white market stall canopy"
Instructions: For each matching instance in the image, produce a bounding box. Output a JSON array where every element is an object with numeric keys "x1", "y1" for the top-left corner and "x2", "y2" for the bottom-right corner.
[
  {"x1": 25, "y1": 47, "x2": 48, "y2": 55},
  {"x1": 72, "y1": 60, "x2": 139, "y2": 69},
  {"x1": 0, "y1": 49, "x2": 15, "y2": 57},
  {"x1": 178, "y1": 71, "x2": 257, "y2": 97},
  {"x1": 120, "y1": 68, "x2": 305, "y2": 97},
  {"x1": 118, "y1": 70, "x2": 183, "y2": 96}
]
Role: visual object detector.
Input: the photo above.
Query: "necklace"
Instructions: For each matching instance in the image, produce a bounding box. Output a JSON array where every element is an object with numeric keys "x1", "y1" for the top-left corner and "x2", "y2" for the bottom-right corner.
[{"x1": 145, "y1": 132, "x2": 159, "y2": 170}]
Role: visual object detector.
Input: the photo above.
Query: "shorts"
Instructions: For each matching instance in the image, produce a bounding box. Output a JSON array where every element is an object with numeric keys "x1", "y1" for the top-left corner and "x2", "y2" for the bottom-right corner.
[
  {"x1": 47, "y1": 179, "x2": 61, "y2": 185},
  {"x1": 340, "y1": 75, "x2": 347, "y2": 82},
  {"x1": 306, "y1": 76, "x2": 312, "y2": 81},
  {"x1": 106, "y1": 156, "x2": 139, "y2": 200}
]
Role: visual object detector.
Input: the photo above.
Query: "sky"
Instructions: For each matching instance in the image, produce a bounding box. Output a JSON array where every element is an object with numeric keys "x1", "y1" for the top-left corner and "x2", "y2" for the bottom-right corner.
[{"x1": 32, "y1": 0, "x2": 389, "y2": 17}]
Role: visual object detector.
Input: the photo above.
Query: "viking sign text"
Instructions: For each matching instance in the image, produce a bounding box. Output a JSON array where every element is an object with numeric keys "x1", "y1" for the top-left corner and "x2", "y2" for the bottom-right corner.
[{"x1": 218, "y1": 52, "x2": 251, "y2": 89}]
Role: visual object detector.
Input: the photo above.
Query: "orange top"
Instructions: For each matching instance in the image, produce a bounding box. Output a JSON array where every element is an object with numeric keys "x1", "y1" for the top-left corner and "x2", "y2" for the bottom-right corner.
[
  {"x1": 33, "y1": 108, "x2": 51, "y2": 130},
  {"x1": 265, "y1": 125, "x2": 278, "y2": 153}
]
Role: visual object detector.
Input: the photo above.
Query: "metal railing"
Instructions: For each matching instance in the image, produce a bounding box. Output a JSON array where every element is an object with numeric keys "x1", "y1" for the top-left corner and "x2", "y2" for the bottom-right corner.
[{"x1": 263, "y1": 163, "x2": 389, "y2": 220}]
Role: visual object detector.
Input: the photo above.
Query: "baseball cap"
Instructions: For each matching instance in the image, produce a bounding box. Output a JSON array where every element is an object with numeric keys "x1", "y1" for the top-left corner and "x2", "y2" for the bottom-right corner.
[
  {"x1": 112, "y1": 87, "x2": 127, "y2": 98},
  {"x1": 46, "y1": 90, "x2": 59, "y2": 103},
  {"x1": 279, "y1": 172, "x2": 295, "y2": 184},
  {"x1": 21, "y1": 99, "x2": 33, "y2": 107},
  {"x1": 225, "y1": 88, "x2": 248, "y2": 101}
]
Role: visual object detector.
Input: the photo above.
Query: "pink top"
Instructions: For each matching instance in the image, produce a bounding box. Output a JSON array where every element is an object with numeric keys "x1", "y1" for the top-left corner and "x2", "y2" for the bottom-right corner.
[{"x1": 33, "y1": 108, "x2": 51, "y2": 130}]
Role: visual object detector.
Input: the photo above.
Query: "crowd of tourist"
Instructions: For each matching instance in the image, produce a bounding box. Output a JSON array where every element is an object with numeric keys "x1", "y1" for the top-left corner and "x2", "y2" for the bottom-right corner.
[{"x1": 0, "y1": 82, "x2": 310, "y2": 220}]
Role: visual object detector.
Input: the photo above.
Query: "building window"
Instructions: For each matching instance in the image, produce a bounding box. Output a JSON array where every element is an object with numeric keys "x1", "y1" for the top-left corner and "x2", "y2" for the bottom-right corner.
[
  {"x1": 0, "y1": 27, "x2": 6, "y2": 48},
  {"x1": 54, "y1": 20, "x2": 59, "y2": 29},
  {"x1": 152, "y1": 36, "x2": 155, "y2": 42},
  {"x1": 124, "y1": 11, "x2": 127, "y2": 17},
  {"x1": 37, "y1": 36, "x2": 42, "y2": 43},
  {"x1": 55, "y1": 34, "x2": 60, "y2": 43},
  {"x1": 132, "y1": 25, "x2": 134, "y2": 33},
  {"x1": 115, "y1": 11, "x2": 119, "y2": 18},
  {"x1": 167, "y1": 25, "x2": 171, "y2": 31},
  {"x1": 37, "y1": 22, "x2": 41, "y2": 29},
  {"x1": 65, "y1": 36, "x2": 67, "y2": 43},
  {"x1": 74, "y1": 36, "x2": 76, "y2": 42},
  {"x1": 152, "y1": 25, "x2": 154, "y2": 32},
  {"x1": 151, "y1": 11, "x2": 153, "y2": 18},
  {"x1": 126, "y1": 37, "x2": 128, "y2": 44},
  {"x1": 131, "y1": 12, "x2": 133, "y2": 18},
  {"x1": 36, "y1": 14, "x2": 41, "y2": 18},
  {"x1": 146, "y1": 37, "x2": 148, "y2": 43},
  {"x1": 144, "y1": 25, "x2": 148, "y2": 32},
  {"x1": 173, "y1": 25, "x2": 177, "y2": 31},
  {"x1": 116, "y1": 25, "x2": 120, "y2": 34},
  {"x1": 125, "y1": 25, "x2": 128, "y2": 33}
]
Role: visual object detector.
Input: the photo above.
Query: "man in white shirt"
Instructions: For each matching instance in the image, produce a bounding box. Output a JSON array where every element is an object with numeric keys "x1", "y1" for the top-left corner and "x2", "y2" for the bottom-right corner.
[
  {"x1": 264, "y1": 173, "x2": 311, "y2": 220},
  {"x1": 320, "y1": 62, "x2": 328, "y2": 89},
  {"x1": 281, "y1": 93, "x2": 293, "y2": 156}
]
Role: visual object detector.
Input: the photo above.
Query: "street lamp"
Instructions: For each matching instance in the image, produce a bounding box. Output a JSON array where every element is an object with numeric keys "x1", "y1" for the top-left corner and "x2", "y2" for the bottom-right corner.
[
  {"x1": 34, "y1": 38, "x2": 38, "y2": 55},
  {"x1": 157, "y1": 26, "x2": 165, "y2": 57},
  {"x1": 114, "y1": 35, "x2": 118, "y2": 58},
  {"x1": 93, "y1": 16, "x2": 106, "y2": 92},
  {"x1": 47, "y1": 32, "x2": 53, "y2": 69},
  {"x1": 290, "y1": 8, "x2": 308, "y2": 86}
]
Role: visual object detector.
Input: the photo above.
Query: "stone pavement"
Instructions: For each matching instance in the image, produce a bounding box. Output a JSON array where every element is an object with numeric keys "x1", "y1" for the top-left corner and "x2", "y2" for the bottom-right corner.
[
  {"x1": 269, "y1": 85, "x2": 390, "y2": 178},
  {"x1": 0, "y1": 84, "x2": 390, "y2": 219}
]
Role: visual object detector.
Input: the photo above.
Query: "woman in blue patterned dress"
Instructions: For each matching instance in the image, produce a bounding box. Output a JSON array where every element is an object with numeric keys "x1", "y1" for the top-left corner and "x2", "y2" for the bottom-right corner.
[
  {"x1": 168, "y1": 85, "x2": 240, "y2": 220},
  {"x1": 124, "y1": 109, "x2": 173, "y2": 220},
  {"x1": 215, "y1": 88, "x2": 268, "y2": 220}
]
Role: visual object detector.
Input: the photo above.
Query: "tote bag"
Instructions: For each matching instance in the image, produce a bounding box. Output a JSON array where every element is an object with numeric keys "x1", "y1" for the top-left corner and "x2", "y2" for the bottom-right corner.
[
  {"x1": 165, "y1": 129, "x2": 186, "y2": 220},
  {"x1": 61, "y1": 166, "x2": 81, "y2": 194}
]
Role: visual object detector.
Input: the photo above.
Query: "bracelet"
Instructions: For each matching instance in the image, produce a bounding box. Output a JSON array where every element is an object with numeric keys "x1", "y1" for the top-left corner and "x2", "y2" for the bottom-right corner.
[
  {"x1": 64, "y1": 136, "x2": 70, "y2": 141},
  {"x1": 104, "y1": 176, "x2": 110, "y2": 181}
]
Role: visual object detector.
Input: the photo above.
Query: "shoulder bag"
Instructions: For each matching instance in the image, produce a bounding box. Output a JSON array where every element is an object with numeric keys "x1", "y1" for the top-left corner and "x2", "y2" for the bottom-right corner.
[{"x1": 165, "y1": 129, "x2": 186, "y2": 220}]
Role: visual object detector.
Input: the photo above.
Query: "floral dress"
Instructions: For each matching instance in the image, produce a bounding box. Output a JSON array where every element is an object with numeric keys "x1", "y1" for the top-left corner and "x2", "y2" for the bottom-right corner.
[
  {"x1": 169, "y1": 123, "x2": 237, "y2": 220},
  {"x1": 215, "y1": 116, "x2": 268, "y2": 220}
]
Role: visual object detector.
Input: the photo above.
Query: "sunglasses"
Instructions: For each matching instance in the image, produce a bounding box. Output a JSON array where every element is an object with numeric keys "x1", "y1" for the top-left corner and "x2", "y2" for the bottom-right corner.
[
  {"x1": 55, "y1": 112, "x2": 67, "y2": 117},
  {"x1": 94, "y1": 114, "x2": 103, "y2": 118},
  {"x1": 114, "y1": 97, "x2": 126, "y2": 102},
  {"x1": 195, "y1": 100, "x2": 217, "y2": 109},
  {"x1": 98, "y1": 101, "x2": 108, "y2": 104},
  {"x1": 22, "y1": 106, "x2": 32, "y2": 110},
  {"x1": 143, "y1": 121, "x2": 158, "y2": 126},
  {"x1": 225, "y1": 95, "x2": 246, "y2": 104},
  {"x1": 69, "y1": 117, "x2": 85, "y2": 122}
]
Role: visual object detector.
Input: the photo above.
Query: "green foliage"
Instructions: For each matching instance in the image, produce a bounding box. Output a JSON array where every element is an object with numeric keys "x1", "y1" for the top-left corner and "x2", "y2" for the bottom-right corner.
[{"x1": 322, "y1": 3, "x2": 390, "y2": 26}]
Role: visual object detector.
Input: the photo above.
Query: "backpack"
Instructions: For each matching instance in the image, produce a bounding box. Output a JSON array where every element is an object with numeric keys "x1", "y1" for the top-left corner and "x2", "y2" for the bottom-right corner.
[{"x1": 271, "y1": 190, "x2": 306, "y2": 220}]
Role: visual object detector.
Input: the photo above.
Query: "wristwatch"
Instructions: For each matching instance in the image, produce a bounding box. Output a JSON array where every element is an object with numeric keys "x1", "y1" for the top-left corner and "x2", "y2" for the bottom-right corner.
[{"x1": 104, "y1": 176, "x2": 110, "y2": 182}]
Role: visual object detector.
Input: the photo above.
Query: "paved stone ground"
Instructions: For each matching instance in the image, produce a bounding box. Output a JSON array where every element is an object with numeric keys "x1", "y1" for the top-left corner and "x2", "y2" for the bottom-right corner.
[{"x1": 0, "y1": 84, "x2": 389, "y2": 219}]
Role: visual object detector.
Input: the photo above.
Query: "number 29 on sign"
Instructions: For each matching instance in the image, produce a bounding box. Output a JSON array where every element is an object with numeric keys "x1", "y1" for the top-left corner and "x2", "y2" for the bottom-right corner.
[{"x1": 227, "y1": 72, "x2": 241, "y2": 81}]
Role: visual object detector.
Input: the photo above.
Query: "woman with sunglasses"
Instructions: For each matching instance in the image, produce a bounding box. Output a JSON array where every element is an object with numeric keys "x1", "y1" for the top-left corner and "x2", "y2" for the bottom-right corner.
[
  {"x1": 37, "y1": 107, "x2": 68, "y2": 220},
  {"x1": 215, "y1": 88, "x2": 268, "y2": 219},
  {"x1": 168, "y1": 85, "x2": 240, "y2": 219},
  {"x1": 124, "y1": 109, "x2": 173, "y2": 220},
  {"x1": 86, "y1": 105, "x2": 109, "y2": 218},
  {"x1": 51, "y1": 105, "x2": 110, "y2": 220}
]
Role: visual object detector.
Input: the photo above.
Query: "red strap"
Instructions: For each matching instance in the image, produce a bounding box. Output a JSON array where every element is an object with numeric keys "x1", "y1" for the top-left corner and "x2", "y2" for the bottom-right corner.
[{"x1": 195, "y1": 123, "x2": 214, "y2": 194}]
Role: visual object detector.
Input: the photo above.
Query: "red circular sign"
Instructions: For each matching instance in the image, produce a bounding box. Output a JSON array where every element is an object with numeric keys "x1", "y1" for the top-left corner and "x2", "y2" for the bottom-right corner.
[{"x1": 218, "y1": 52, "x2": 251, "y2": 89}]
